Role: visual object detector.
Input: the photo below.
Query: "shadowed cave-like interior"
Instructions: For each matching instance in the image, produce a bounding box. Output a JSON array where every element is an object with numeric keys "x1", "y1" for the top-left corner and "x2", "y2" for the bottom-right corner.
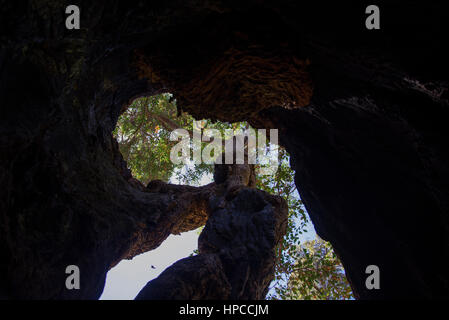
[{"x1": 0, "y1": 1, "x2": 449, "y2": 299}]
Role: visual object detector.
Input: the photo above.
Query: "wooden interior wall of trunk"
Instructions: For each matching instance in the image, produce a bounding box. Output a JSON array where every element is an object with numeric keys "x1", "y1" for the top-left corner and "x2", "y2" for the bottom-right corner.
[{"x1": 0, "y1": 1, "x2": 448, "y2": 299}]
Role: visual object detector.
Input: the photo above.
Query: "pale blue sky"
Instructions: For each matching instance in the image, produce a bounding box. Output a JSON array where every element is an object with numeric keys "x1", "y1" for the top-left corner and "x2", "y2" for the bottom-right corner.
[{"x1": 100, "y1": 229, "x2": 200, "y2": 300}]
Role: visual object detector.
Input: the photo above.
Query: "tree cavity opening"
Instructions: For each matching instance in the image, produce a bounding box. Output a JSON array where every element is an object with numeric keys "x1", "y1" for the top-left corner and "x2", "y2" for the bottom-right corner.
[{"x1": 103, "y1": 94, "x2": 353, "y2": 300}]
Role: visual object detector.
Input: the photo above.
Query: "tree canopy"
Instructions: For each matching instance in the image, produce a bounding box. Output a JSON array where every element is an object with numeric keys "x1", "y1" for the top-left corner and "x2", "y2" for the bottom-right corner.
[{"x1": 114, "y1": 94, "x2": 353, "y2": 300}]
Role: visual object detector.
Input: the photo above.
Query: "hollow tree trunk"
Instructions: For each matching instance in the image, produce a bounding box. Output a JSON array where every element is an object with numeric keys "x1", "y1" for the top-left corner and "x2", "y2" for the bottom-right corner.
[{"x1": 1, "y1": 1, "x2": 448, "y2": 299}]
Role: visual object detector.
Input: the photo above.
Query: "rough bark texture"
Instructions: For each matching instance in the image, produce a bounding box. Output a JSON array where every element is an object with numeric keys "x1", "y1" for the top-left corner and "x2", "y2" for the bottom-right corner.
[
  {"x1": 136, "y1": 176, "x2": 287, "y2": 300},
  {"x1": 1, "y1": 1, "x2": 449, "y2": 299}
]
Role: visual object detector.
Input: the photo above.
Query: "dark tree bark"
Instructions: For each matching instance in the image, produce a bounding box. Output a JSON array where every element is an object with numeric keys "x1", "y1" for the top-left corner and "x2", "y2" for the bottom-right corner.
[
  {"x1": 0, "y1": 1, "x2": 448, "y2": 299},
  {"x1": 136, "y1": 167, "x2": 287, "y2": 300}
]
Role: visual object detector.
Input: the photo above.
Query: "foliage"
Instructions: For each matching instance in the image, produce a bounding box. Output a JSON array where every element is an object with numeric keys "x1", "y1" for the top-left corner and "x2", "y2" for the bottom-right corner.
[
  {"x1": 113, "y1": 94, "x2": 246, "y2": 185},
  {"x1": 114, "y1": 94, "x2": 353, "y2": 300},
  {"x1": 256, "y1": 149, "x2": 353, "y2": 300},
  {"x1": 271, "y1": 238, "x2": 354, "y2": 300},
  {"x1": 113, "y1": 94, "x2": 185, "y2": 184}
]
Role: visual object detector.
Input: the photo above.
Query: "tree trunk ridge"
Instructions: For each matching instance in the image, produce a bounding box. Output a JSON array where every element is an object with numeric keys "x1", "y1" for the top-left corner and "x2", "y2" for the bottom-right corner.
[{"x1": 1, "y1": 1, "x2": 448, "y2": 299}]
